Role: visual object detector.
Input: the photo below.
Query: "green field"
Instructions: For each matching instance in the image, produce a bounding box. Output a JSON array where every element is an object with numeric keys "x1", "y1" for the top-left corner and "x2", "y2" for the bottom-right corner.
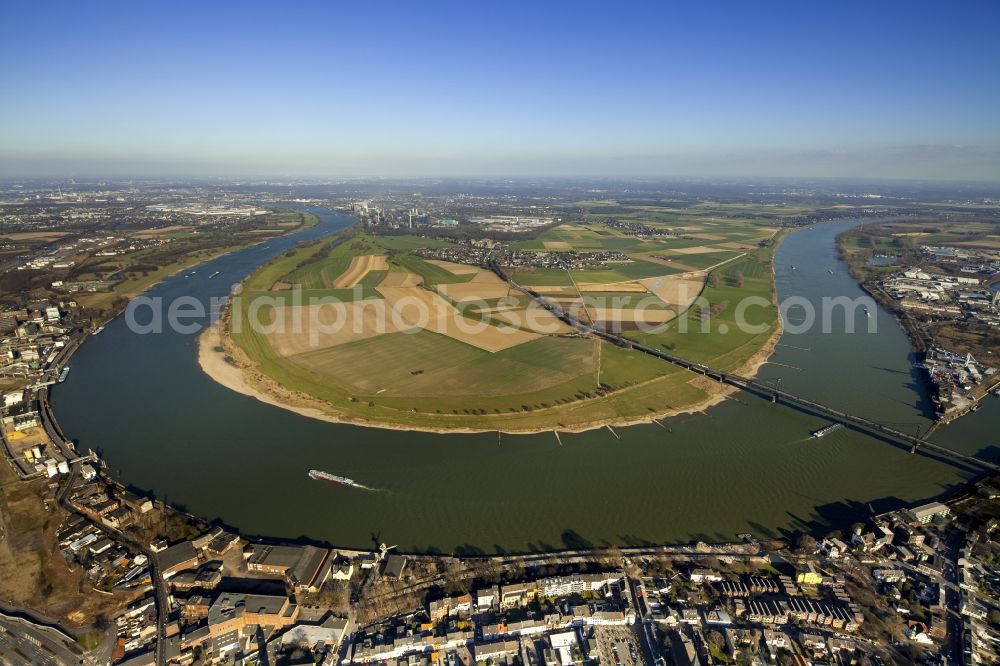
[
  {"x1": 511, "y1": 268, "x2": 576, "y2": 286},
  {"x1": 625, "y1": 241, "x2": 781, "y2": 372},
  {"x1": 570, "y1": 259, "x2": 680, "y2": 282},
  {"x1": 533, "y1": 226, "x2": 646, "y2": 251},
  {"x1": 358, "y1": 270, "x2": 388, "y2": 288},
  {"x1": 224, "y1": 214, "x2": 786, "y2": 431},
  {"x1": 281, "y1": 255, "x2": 351, "y2": 289},
  {"x1": 242, "y1": 287, "x2": 383, "y2": 307},
  {"x1": 288, "y1": 332, "x2": 597, "y2": 399},
  {"x1": 375, "y1": 235, "x2": 456, "y2": 250},
  {"x1": 649, "y1": 250, "x2": 742, "y2": 270},
  {"x1": 390, "y1": 254, "x2": 476, "y2": 287},
  {"x1": 230, "y1": 297, "x2": 697, "y2": 430},
  {"x1": 578, "y1": 293, "x2": 674, "y2": 315},
  {"x1": 243, "y1": 239, "x2": 329, "y2": 291},
  {"x1": 277, "y1": 234, "x2": 383, "y2": 288}
]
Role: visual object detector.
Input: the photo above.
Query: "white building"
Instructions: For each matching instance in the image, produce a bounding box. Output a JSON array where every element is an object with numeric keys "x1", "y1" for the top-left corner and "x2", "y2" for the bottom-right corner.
[
  {"x1": 280, "y1": 616, "x2": 348, "y2": 650},
  {"x1": 689, "y1": 569, "x2": 723, "y2": 583},
  {"x1": 548, "y1": 630, "x2": 579, "y2": 666},
  {"x1": 476, "y1": 586, "x2": 499, "y2": 611}
]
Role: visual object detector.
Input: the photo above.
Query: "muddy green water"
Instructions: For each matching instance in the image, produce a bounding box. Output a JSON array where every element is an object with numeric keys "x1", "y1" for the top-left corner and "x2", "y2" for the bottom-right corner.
[{"x1": 52, "y1": 210, "x2": 998, "y2": 553}]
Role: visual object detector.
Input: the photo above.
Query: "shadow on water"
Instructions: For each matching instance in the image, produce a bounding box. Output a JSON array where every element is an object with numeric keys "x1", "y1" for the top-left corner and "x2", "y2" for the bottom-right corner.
[
  {"x1": 454, "y1": 544, "x2": 488, "y2": 557},
  {"x1": 873, "y1": 366, "x2": 909, "y2": 376},
  {"x1": 782, "y1": 497, "x2": 905, "y2": 540},
  {"x1": 560, "y1": 530, "x2": 594, "y2": 550},
  {"x1": 975, "y1": 445, "x2": 1000, "y2": 464}
]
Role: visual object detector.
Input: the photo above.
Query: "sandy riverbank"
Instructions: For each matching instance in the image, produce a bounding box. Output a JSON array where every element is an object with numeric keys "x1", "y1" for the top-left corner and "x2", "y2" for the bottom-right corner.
[
  {"x1": 197, "y1": 307, "x2": 784, "y2": 435},
  {"x1": 197, "y1": 322, "x2": 350, "y2": 425},
  {"x1": 197, "y1": 228, "x2": 789, "y2": 435}
]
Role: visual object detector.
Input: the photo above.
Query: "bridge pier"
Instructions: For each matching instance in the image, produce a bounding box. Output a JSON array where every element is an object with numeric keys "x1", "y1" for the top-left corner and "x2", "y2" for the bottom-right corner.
[{"x1": 771, "y1": 393, "x2": 779, "y2": 404}]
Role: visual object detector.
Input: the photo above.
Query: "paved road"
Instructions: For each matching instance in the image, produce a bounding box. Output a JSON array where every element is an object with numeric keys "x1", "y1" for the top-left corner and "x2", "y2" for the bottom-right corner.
[
  {"x1": 623, "y1": 572, "x2": 661, "y2": 666},
  {"x1": 890, "y1": 531, "x2": 974, "y2": 666},
  {"x1": 57, "y1": 461, "x2": 169, "y2": 666},
  {"x1": 39, "y1": 389, "x2": 77, "y2": 462},
  {"x1": 0, "y1": 612, "x2": 84, "y2": 665},
  {"x1": 37, "y1": 329, "x2": 89, "y2": 462}
]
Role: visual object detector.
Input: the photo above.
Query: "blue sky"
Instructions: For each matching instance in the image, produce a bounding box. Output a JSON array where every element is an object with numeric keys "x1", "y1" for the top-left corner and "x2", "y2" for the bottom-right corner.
[{"x1": 2, "y1": 1, "x2": 999, "y2": 180}]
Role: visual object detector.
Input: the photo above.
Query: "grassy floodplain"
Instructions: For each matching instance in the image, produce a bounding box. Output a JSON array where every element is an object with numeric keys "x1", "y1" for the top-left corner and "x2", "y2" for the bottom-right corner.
[
  {"x1": 221, "y1": 205, "x2": 788, "y2": 431},
  {"x1": 74, "y1": 210, "x2": 319, "y2": 314}
]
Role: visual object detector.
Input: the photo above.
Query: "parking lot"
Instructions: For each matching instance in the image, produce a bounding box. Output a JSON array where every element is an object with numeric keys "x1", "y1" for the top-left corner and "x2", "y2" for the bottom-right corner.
[{"x1": 593, "y1": 625, "x2": 643, "y2": 666}]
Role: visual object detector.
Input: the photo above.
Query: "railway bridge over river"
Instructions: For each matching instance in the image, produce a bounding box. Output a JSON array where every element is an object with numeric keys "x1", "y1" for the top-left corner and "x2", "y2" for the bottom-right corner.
[{"x1": 490, "y1": 264, "x2": 1000, "y2": 474}]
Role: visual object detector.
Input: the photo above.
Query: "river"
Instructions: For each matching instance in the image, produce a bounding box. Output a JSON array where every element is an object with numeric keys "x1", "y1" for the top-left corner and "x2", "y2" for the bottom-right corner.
[{"x1": 51, "y1": 209, "x2": 1000, "y2": 553}]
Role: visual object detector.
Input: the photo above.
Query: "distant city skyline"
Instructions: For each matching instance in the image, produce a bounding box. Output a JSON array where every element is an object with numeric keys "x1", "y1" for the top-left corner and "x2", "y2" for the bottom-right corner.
[{"x1": 2, "y1": 1, "x2": 999, "y2": 181}]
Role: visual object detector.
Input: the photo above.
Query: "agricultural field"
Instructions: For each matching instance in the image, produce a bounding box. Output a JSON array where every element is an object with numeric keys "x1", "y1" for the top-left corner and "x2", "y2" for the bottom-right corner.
[{"x1": 226, "y1": 209, "x2": 785, "y2": 431}]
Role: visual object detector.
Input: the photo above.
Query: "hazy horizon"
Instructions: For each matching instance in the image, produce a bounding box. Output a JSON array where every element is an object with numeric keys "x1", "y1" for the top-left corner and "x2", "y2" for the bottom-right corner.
[{"x1": 2, "y1": 1, "x2": 999, "y2": 182}]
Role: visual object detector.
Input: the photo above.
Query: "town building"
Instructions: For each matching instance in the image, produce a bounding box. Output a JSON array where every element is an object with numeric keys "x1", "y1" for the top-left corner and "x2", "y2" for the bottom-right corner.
[{"x1": 908, "y1": 502, "x2": 950, "y2": 524}]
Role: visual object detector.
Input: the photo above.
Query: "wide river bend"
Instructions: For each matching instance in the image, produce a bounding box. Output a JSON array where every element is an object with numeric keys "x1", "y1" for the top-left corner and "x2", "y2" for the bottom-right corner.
[{"x1": 52, "y1": 209, "x2": 1000, "y2": 553}]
